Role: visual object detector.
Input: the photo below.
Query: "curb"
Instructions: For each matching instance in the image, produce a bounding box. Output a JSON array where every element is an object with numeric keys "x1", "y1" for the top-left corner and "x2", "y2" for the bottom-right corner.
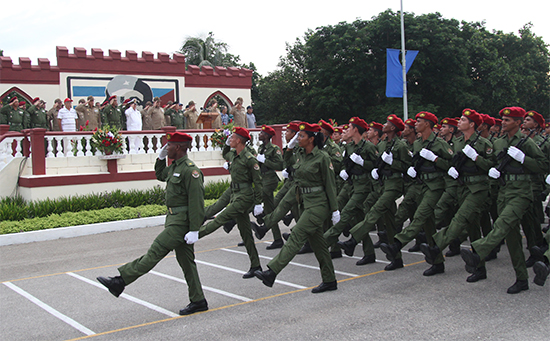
[{"x1": 0, "y1": 215, "x2": 166, "y2": 246}]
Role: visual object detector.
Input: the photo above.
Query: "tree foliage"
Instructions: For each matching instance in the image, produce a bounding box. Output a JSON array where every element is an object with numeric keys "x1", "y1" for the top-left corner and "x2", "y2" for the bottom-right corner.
[
  {"x1": 253, "y1": 10, "x2": 550, "y2": 124},
  {"x1": 178, "y1": 32, "x2": 241, "y2": 68}
]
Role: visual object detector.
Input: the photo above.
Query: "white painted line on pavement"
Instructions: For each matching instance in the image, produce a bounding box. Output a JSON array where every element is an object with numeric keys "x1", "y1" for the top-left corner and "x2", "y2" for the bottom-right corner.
[
  {"x1": 194, "y1": 259, "x2": 306, "y2": 289},
  {"x1": 3, "y1": 281, "x2": 95, "y2": 336},
  {"x1": 222, "y1": 248, "x2": 360, "y2": 277},
  {"x1": 66, "y1": 272, "x2": 178, "y2": 318},
  {"x1": 149, "y1": 270, "x2": 252, "y2": 302}
]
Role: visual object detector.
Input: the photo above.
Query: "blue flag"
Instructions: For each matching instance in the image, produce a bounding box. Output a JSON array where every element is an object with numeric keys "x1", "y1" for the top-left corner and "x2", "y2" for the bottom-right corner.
[{"x1": 386, "y1": 48, "x2": 419, "y2": 98}]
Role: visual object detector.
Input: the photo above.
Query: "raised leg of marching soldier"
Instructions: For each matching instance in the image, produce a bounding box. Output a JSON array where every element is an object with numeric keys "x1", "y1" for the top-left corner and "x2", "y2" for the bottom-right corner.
[
  {"x1": 433, "y1": 184, "x2": 459, "y2": 230},
  {"x1": 394, "y1": 181, "x2": 421, "y2": 232},
  {"x1": 205, "y1": 187, "x2": 231, "y2": 219}
]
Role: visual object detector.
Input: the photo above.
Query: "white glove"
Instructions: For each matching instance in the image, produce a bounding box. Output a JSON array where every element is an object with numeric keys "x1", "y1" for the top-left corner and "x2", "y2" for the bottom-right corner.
[
  {"x1": 507, "y1": 146, "x2": 525, "y2": 164},
  {"x1": 225, "y1": 134, "x2": 232, "y2": 146},
  {"x1": 332, "y1": 210, "x2": 340, "y2": 225},
  {"x1": 184, "y1": 231, "x2": 199, "y2": 244},
  {"x1": 282, "y1": 168, "x2": 289, "y2": 179},
  {"x1": 339, "y1": 169, "x2": 349, "y2": 181},
  {"x1": 448, "y1": 166, "x2": 459, "y2": 179},
  {"x1": 462, "y1": 145, "x2": 478, "y2": 161},
  {"x1": 158, "y1": 144, "x2": 168, "y2": 160},
  {"x1": 371, "y1": 168, "x2": 379, "y2": 180},
  {"x1": 350, "y1": 153, "x2": 364, "y2": 166},
  {"x1": 546, "y1": 174, "x2": 550, "y2": 185},
  {"x1": 488, "y1": 167, "x2": 501, "y2": 179},
  {"x1": 223, "y1": 162, "x2": 230, "y2": 170},
  {"x1": 288, "y1": 134, "x2": 299, "y2": 149},
  {"x1": 381, "y1": 151, "x2": 393, "y2": 165},
  {"x1": 420, "y1": 148, "x2": 437, "y2": 162},
  {"x1": 257, "y1": 154, "x2": 266, "y2": 163},
  {"x1": 407, "y1": 166, "x2": 417, "y2": 178},
  {"x1": 254, "y1": 204, "x2": 264, "y2": 216}
]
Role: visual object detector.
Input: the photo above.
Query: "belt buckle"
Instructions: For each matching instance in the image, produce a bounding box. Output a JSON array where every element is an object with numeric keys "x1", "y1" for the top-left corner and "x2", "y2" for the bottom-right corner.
[{"x1": 169, "y1": 207, "x2": 173, "y2": 214}]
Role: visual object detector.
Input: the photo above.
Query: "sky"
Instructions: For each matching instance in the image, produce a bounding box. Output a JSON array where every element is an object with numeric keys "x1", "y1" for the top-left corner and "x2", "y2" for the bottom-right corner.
[{"x1": 1, "y1": 0, "x2": 548, "y2": 76}]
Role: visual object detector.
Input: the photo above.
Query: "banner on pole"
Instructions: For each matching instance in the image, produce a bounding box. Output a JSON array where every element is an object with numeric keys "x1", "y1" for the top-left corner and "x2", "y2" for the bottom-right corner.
[{"x1": 385, "y1": 48, "x2": 419, "y2": 98}]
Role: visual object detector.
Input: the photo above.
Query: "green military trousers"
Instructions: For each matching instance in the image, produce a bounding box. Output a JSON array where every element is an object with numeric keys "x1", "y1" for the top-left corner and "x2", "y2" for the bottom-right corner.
[{"x1": 118, "y1": 210, "x2": 205, "y2": 303}]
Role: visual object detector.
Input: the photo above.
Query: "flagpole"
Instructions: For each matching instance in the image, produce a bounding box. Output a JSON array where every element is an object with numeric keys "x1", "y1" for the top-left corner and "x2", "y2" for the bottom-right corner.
[{"x1": 400, "y1": 0, "x2": 408, "y2": 121}]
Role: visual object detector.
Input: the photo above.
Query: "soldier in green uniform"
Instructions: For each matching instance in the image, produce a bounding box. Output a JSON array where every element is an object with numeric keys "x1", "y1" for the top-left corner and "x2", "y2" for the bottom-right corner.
[
  {"x1": 254, "y1": 125, "x2": 284, "y2": 249},
  {"x1": 1, "y1": 97, "x2": 27, "y2": 131},
  {"x1": 531, "y1": 229, "x2": 549, "y2": 286},
  {"x1": 419, "y1": 109, "x2": 495, "y2": 282},
  {"x1": 254, "y1": 122, "x2": 339, "y2": 293},
  {"x1": 27, "y1": 97, "x2": 48, "y2": 129},
  {"x1": 338, "y1": 114, "x2": 411, "y2": 270},
  {"x1": 323, "y1": 117, "x2": 378, "y2": 263},
  {"x1": 380, "y1": 111, "x2": 453, "y2": 276},
  {"x1": 198, "y1": 127, "x2": 263, "y2": 278},
  {"x1": 461, "y1": 106, "x2": 549, "y2": 294},
  {"x1": 170, "y1": 103, "x2": 185, "y2": 129},
  {"x1": 102, "y1": 95, "x2": 122, "y2": 129},
  {"x1": 96, "y1": 132, "x2": 208, "y2": 315}
]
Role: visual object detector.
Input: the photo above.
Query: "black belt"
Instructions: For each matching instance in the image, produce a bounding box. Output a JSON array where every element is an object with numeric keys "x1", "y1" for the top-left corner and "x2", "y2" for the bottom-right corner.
[
  {"x1": 231, "y1": 182, "x2": 252, "y2": 190},
  {"x1": 299, "y1": 186, "x2": 324, "y2": 194}
]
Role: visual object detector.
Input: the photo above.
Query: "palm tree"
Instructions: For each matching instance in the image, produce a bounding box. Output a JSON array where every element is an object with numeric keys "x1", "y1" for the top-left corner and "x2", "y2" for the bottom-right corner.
[{"x1": 178, "y1": 32, "x2": 240, "y2": 69}]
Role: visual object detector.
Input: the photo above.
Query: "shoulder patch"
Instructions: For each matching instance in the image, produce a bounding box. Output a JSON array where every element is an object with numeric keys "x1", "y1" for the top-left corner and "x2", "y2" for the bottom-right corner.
[
  {"x1": 486, "y1": 147, "x2": 493, "y2": 155},
  {"x1": 329, "y1": 162, "x2": 334, "y2": 170},
  {"x1": 254, "y1": 163, "x2": 260, "y2": 171},
  {"x1": 276, "y1": 149, "x2": 282, "y2": 155},
  {"x1": 335, "y1": 152, "x2": 341, "y2": 157},
  {"x1": 191, "y1": 170, "x2": 200, "y2": 178}
]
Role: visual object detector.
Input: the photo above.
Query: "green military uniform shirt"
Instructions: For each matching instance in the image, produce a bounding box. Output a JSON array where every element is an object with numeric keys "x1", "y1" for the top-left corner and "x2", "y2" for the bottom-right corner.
[
  {"x1": 223, "y1": 144, "x2": 263, "y2": 205},
  {"x1": 259, "y1": 141, "x2": 284, "y2": 174},
  {"x1": 27, "y1": 105, "x2": 49, "y2": 129},
  {"x1": 452, "y1": 133, "x2": 495, "y2": 193},
  {"x1": 102, "y1": 104, "x2": 122, "y2": 129},
  {"x1": 0, "y1": 105, "x2": 28, "y2": 131},
  {"x1": 170, "y1": 109, "x2": 185, "y2": 129},
  {"x1": 154, "y1": 155, "x2": 205, "y2": 231}
]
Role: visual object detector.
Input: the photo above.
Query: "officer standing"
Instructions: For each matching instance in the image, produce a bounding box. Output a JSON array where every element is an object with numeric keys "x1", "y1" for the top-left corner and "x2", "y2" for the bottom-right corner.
[
  {"x1": 255, "y1": 125, "x2": 284, "y2": 249},
  {"x1": 0, "y1": 97, "x2": 27, "y2": 131},
  {"x1": 170, "y1": 103, "x2": 185, "y2": 129},
  {"x1": 97, "y1": 132, "x2": 208, "y2": 315},
  {"x1": 198, "y1": 127, "x2": 263, "y2": 279},
  {"x1": 27, "y1": 97, "x2": 48, "y2": 129},
  {"x1": 75, "y1": 96, "x2": 101, "y2": 130},
  {"x1": 461, "y1": 107, "x2": 549, "y2": 294},
  {"x1": 102, "y1": 95, "x2": 122, "y2": 129},
  {"x1": 254, "y1": 122, "x2": 339, "y2": 293}
]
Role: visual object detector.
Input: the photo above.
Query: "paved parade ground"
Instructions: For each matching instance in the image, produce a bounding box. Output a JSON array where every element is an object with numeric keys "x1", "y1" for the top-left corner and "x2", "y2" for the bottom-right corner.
[{"x1": 1, "y1": 220, "x2": 548, "y2": 340}]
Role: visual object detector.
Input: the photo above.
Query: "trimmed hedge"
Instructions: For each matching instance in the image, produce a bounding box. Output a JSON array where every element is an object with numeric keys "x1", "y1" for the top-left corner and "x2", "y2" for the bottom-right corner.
[{"x1": 0, "y1": 199, "x2": 217, "y2": 235}]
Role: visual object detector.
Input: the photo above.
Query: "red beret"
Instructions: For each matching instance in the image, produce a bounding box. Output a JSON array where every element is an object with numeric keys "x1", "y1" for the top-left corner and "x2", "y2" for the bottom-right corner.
[
  {"x1": 299, "y1": 122, "x2": 321, "y2": 133},
  {"x1": 342, "y1": 124, "x2": 349, "y2": 130},
  {"x1": 349, "y1": 117, "x2": 369, "y2": 130},
  {"x1": 233, "y1": 126, "x2": 251, "y2": 140},
  {"x1": 122, "y1": 98, "x2": 131, "y2": 104},
  {"x1": 415, "y1": 111, "x2": 438, "y2": 124},
  {"x1": 333, "y1": 127, "x2": 342, "y2": 133},
  {"x1": 108, "y1": 95, "x2": 117, "y2": 102},
  {"x1": 369, "y1": 122, "x2": 384, "y2": 131},
  {"x1": 525, "y1": 110, "x2": 544, "y2": 128},
  {"x1": 404, "y1": 118, "x2": 416, "y2": 127},
  {"x1": 9, "y1": 97, "x2": 18, "y2": 104},
  {"x1": 19, "y1": 101, "x2": 26, "y2": 106},
  {"x1": 494, "y1": 118, "x2": 502, "y2": 126},
  {"x1": 64, "y1": 98, "x2": 73, "y2": 103},
  {"x1": 440, "y1": 117, "x2": 458, "y2": 127},
  {"x1": 318, "y1": 119, "x2": 335, "y2": 134},
  {"x1": 166, "y1": 132, "x2": 192, "y2": 142},
  {"x1": 261, "y1": 124, "x2": 276, "y2": 136},
  {"x1": 499, "y1": 107, "x2": 526, "y2": 118},
  {"x1": 481, "y1": 114, "x2": 495, "y2": 126},
  {"x1": 434, "y1": 124, "x2": 440, "y2": 129},
  {"x1": 286, "y1": 122, "x2": 300, "y2": 132},
  {"x1": 462, "y1": 108, "x2": 482, "y2": 127},
  {"x1": 387, "y1": 114, "x2": 405, "y2": 131},
  {"x1": 32, "y1": 97, "x2": 40, "y2": 103}
]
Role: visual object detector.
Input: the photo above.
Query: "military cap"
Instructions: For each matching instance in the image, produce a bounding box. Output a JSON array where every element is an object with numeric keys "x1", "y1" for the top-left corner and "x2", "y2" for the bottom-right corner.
[
  {"x1": 494, "y1": 118, "x2": 502, "y2": 126},
  {"x1": 441, "y1": 117, "x2": 458, "y2": 127},
  {"x1": 481, "y1": 114, "x2": 495, "y2": 126},
  {"x1": 387, "y1": 114, "x2": 405, "y2": 131},
  {"x1": 349, "y1": 117, "x2": 369, "y2": 130},
  {"x1": 499, "y1": 107, "x2": 526, "y2": 118},
  {"x1": 299, "y1": 122, "x2": 321, "y2": 133},
  {"x1": 166, "y1": 132, "x2": 192, "y2": 142},
  {"x1": 525, "y1": 110, "x2": 544, "y2": 127},
  {"x1": 32, "y1": 97, "x2": 40, "y2": 103},
  {"x1": 9, "y1": 97, "x2": 18, "y2": 104},
  {"x1": 233, "y1": 126, "x2": 251, "y2": 140},
  {"x1": 318, "y1": 119, "x2": 335, "y2": 134},
  {"x1": 415, "y1": 111, "x2": 438, "y2": 124},
  {"x1": 369, "y1": 122, "x2": 384, "y2": 131},
  {"x1": 108, "y1": 95, "x2": 117, "y2": 102},
  {"x1": 64, "y1": 98, "x2": 73, "y2": 103},
  {"x1": 462, "y1": 108, "x2": 482, "y2": 126},
  {"x1": 404, "y1": 118, "x2": 416, "y2": 127},
  {"x1": 261, "y1": 125, "x2": 276, "y2": 136},
  {"x1": 287, "y1": 122, "x2": 300, "y2": 132}
]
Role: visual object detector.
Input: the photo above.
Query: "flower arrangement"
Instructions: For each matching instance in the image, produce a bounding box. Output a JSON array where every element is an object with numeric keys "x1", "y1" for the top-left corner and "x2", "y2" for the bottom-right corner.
[
  {"x1": 91, "y1": 124, "x2": 124, "y2": 155},
  {"x1": 210, "y1": 122, "x2": 234, "y2": 149}
]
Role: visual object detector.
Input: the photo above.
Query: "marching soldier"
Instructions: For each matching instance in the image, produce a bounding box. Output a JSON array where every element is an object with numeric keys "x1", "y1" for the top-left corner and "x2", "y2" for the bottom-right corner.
[
  {"x1": 460, "y1": 107, "x2": 548, "y2": 293},
  {"x1": 379, "y1": 111, "x2": 453, "y2": 276},
  {"x1": 96, "y1": 132, "x2": 208, "y2": 315}
]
